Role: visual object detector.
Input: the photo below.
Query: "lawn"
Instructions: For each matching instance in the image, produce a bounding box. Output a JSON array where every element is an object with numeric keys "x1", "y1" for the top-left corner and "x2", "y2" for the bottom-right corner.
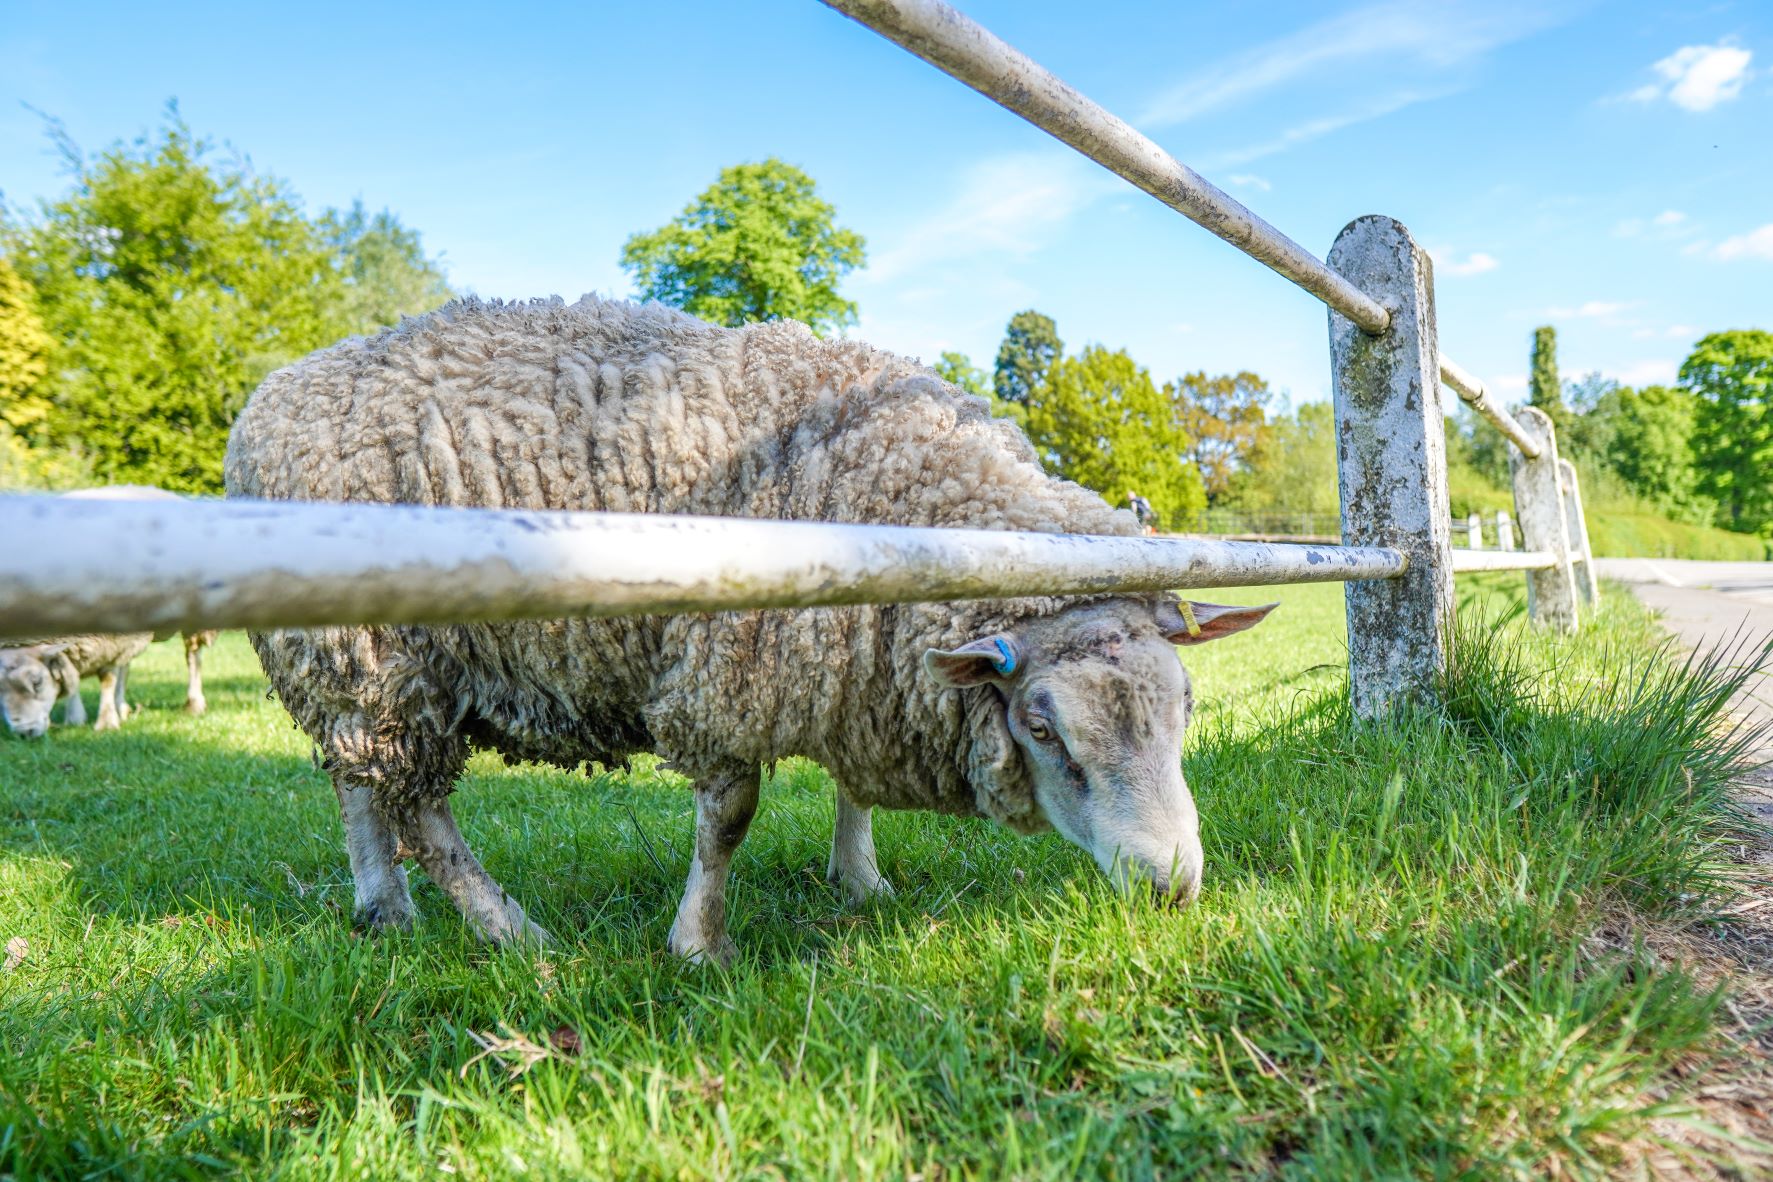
[{"x1": 0, "y1": 577, "x2": 1763, "y2": 1179}]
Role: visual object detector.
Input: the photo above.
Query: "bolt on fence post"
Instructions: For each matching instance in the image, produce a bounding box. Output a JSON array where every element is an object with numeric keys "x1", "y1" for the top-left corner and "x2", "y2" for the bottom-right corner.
[
  {"x1": 1327, "y1": 216, "x2": 1455, "y2": 718},
  {"x1": 1508, "y1": 406, "x2": 1580, "y2": 630},
  {"x1": 1559, "y1": 458, "x2": 1599, "y2": 607},
  {"x1": 1467, "y1": 512, "x2": 1484, "y2": 550},
  {"x1": 1496, "y1": 509, "x2": 1514, "y2": 552}
]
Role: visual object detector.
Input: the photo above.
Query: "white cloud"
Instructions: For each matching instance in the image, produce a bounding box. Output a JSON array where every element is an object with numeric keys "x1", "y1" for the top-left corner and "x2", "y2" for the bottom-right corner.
[
  {"x1": 858, "y1": 152, "x2": 1114, "y2": 283},
  {"x1": 1714, "y1": 223, "x2": 1773, "y2": 262},
  {"x1": 1139, "y1": 0, "x2": 1570, "y2": 126},
  {"x1": 1652, "y1": 209, "x2": 1687, "y2": 227},
  {"x1": 1545, "y1": 300, "x2": 1636, "y2": 319},
  {"x1": 1615, "y1": 210, "x2": 1694, "y2": 239},
  {"x1": 1211, "y1": 89, "x2": 1448, "y2": 167},
  {"x1": 1607, "y1": 359, "x2": 1680, "y2": 385},
  {"x1": 1627, "y1": 43, "x2": 1753, "y2": 111},
  {"x1": 1495, "y1": 373, "x2": 1529, "y2": 393},
  {"x1": 1226, "y1": 174, "x2": 1272, "y2": 192},
  {"x1": 1434, "y1": 249, "x2": 1499, "y2": 277}
]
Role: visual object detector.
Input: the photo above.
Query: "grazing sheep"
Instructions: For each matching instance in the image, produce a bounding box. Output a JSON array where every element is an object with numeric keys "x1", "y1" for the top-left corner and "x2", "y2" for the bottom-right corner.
[
  {"x1": 0, "y1": 486, "x2": 219, "y2": 738},
  {"x1": 226, "y1": 296, "x2": 1273, "y2": 963},
  {"x1": 0, "y1": 632, "x2": 152, "y2": 737}
]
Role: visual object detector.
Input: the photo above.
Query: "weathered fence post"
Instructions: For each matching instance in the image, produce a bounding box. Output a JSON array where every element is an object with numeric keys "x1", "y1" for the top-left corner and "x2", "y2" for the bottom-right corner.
[
  {"x1": 1466, "y1": 512, "x2": 1484, "y2": 550},
  {"x1": 1327, "y1": 216, "x2": 1454, "y2": 717},
  {"x1": 1496, "y1": 509, "x2": 1514, "y2": 552},
  {"x1": 1559, "y1": 459, "x2": 1598, "y2": 606},
  {"x1": 1509, "y1": 406, "x2": 1580, "y2": 630}
]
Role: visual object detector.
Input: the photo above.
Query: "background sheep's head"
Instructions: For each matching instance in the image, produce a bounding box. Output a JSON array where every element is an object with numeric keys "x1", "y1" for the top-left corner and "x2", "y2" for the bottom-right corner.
[
  {"x1": 926, "y1": 597, "x2": 1275, "y2": 901},
  {"x1": 0, "y1": 646, "x2": 71, "y2": 739}
]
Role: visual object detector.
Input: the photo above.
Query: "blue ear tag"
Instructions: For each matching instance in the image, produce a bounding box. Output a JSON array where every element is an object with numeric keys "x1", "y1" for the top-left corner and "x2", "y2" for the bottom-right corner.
[{"x1": 991, "y1": 637, "x2": 1017, "y2": 674}]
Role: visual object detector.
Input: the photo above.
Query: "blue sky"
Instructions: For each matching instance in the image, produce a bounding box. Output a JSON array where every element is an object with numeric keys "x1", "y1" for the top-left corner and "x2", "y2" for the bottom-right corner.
[{"x1": 3, "y1": 0, "x2": 1768, "y2": 407}]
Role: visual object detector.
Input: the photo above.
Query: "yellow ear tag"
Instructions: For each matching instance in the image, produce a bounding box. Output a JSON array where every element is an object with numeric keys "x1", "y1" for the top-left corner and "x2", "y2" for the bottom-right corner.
[{"x1": 1178, "y1": 601, "x2": 1202, "y2": 638}]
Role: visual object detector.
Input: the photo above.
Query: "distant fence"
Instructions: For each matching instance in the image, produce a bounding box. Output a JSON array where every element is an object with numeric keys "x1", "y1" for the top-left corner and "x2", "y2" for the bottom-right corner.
[{"x1": 0, "y1": 0, "x2": 1596, "y2": 718}]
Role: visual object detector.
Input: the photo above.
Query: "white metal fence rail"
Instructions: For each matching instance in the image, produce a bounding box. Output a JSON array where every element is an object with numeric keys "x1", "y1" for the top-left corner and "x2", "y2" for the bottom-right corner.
[{"x1": 0, "y1": 0, "x2": 1596, "y2": 718}]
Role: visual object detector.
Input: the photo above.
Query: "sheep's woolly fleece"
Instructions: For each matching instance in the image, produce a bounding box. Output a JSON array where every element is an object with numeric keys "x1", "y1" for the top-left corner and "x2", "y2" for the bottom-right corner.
[{"x1": 226, "y1": 295, "x2": 1147, "y2": 827}]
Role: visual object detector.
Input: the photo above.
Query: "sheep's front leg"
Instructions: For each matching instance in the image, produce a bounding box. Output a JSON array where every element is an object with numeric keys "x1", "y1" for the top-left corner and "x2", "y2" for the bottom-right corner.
[
  {"x1": 828, "y1": 790, "x2": 894, "y2": 905},
  {"x1": 94, "y1": 669, "x2": 123, "y2": 731},
  {"x1": 114, "y1": 663, "x2": 131, "y2": 722},
  {"x1": 184, "y1": 634, "x2": 207, "y2": 715},
  {"x1": 50, "y1": 653, "x2": 85, "y2": 727},
  {"x1": 395, "y1": 796, "x2": 551, "y2": 947},
  {"x1": 668, "y1": 766, "x2": 760, "y2": 966},
  {"x1": 336, "y1": 780, "x2": 414, "y2": 930}
]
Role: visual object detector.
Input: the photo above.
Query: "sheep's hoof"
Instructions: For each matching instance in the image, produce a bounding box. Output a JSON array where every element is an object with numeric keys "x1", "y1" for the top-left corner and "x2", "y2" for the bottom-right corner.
[
  {"x1": 93, "y1": 716, "x2": 120, "y2": 733},
  {"x1": 354, "y1": 898, "x2": 416, "y2": 932},
  {"x1": 829, "y1": 867, "x2": 896, "y2": 906},
  {"x1": 184, "y1": 697, "x2": 207, "y2": 716},
  {"x1": 667, "y1": 926, "x2": 738, "y2": 968}
]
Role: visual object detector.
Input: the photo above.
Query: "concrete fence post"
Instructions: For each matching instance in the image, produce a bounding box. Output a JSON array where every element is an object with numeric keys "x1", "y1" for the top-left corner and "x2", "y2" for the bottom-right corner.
[
  {"x1": 1327, "y1": 215, "x2": 1455, "y2": 717},
  {"x1": 1467, "y1": 512, "x2": 1484, "y2": 550},
  {"x1": 1559, "y1": 459, "x2": 1599, "y2": 607},
  {"x1": 1496, "y1": 510, "x2": 1514, "y2": 552},
  {"x1": 1509, "y1": 406, "x2": 1580, "y2": 630}
]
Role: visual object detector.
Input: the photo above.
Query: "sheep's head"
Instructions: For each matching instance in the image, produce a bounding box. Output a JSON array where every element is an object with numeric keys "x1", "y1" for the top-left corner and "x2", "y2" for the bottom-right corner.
[
  {"x1": 0, "y1": 646, "x2": 69, "y2": 739},
  {"x1": 925, "y1": 597, "x2": 1275, "y2": 902}
]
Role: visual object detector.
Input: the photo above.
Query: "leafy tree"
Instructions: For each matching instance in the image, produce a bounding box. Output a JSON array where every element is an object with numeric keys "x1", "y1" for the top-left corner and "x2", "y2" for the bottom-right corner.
[
  {"x1": 1605, "y1": 384, "x2": 1712, "y2": 524},
  {"x1": 1683, "y1": 329, "x2": 1773, "y2": 535},
  {"x1": 1558, "y1": 371, "x2": 1622, "y2": 459},
  {"x1": 936, "y1": 349, "x2": 1026, "y2": 428},
  {"x1": 1224, "y1": 401, "x2": 1337, "y2": 517},
  {"x1": 7, "y1": 110, "x2": 450, "y2": 492},
  {"x1": 1024, "y1": 344, "x2": 1205, "y2": 526},
  {"x1": 620, "y1": 159, "x2": 864, "y2": 335},
  {"x1": 1166, "y1": 370, "x2": 1272, "y2": 504},
  {"x1": 319, "y1": 201, "x2": 452, "y2": 337},
  {"x1": 993, "y1": 310, "x2": 1062, "y2": 409},
  {"x1": 1530, "y1": 325, "x2": 1571, "y2": 437},
  {"x1": 0, "y1": 254, "x2": 52, "y2": 434}
]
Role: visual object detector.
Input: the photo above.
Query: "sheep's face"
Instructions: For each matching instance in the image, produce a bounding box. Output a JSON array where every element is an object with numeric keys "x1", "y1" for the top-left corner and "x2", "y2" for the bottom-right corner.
[
  {"x1": 925, "y1": 598, "x2": 1275, "y2": 902},
  {"x1": 0, "y1": 648, "x2": 63, "y2": 739}
]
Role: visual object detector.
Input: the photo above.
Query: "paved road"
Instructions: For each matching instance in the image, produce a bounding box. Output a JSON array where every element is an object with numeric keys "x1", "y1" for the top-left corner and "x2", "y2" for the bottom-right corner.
[{"x1": 1596, "y1": 558, "x2": 1773, "y2": 797}]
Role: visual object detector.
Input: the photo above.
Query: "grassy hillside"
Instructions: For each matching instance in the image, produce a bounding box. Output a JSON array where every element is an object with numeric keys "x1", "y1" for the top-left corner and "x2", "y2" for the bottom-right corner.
[{"x1": 1, "y1": 580, "x2": 1765, "y2": 1178}]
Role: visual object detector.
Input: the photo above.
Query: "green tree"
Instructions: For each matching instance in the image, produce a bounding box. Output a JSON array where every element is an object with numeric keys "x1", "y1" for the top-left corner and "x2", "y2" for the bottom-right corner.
[
  {"x1": 319, "y1": 201, "x2": 452, "y2": 337},
  {"x1": 8, "y1": 111, "x2": 448, "y2": 492},
  {"x1": 1605, "y1": 384, "x2": 1712, "y2": 524},
  {"x1": 1166, "y1": 370, "x2": 1272, "y2": 504},
  {"x1": 1530, "y1": 325, "x2": 1571, "y2": 437},
  {"x1": 1024, "y1": 344, "x2": 1206, "y2": 526},
  {"x1": 1683, "y1": 330, "x2": 1773, "y2": 535},
  {"x1": 993, "y1": 310, "x2": 1062, "y2": 410},
  {"x1": 0, "y1": 254, "x2": 52, "y2": 434},
  {"x1": 1225, "y1": 401, "x2": 1338, "y2": 517},
  {"x1": 619, "y1": 159, "x2": 864, "y2": 334}
]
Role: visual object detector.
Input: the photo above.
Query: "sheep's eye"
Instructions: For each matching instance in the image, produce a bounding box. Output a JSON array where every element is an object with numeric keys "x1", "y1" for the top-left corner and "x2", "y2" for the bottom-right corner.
[{"x1": 1026, "y1": 718, "x2": 1056, "y2": 743}]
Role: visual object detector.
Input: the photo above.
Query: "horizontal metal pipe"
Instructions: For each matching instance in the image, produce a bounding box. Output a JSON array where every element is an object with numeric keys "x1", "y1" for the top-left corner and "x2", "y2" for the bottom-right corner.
[
  {"x1": 0, "y1": 498, "x2": 1409, "y2": 639},
  {"x1": 1450, "y1": 549, "x2": 1557, "y2": 573},
  {"x1": 820, "y1": 0, "x2": 1392, "y2": 335},
  {"x1": 1439, "y1": 356, "x2": 1543, "y2": 459}
]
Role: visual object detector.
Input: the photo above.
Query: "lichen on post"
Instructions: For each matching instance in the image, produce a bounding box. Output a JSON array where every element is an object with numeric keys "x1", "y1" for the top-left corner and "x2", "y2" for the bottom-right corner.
[
  {"x1": 1327, "y1": 215, "x2": 1455, "y2": 718},
  {"x1": 1508, "y1": 407, "x2": 1580, "y2": 630}
]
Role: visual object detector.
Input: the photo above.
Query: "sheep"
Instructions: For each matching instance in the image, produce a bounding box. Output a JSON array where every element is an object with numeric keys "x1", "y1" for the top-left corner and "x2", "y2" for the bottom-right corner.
[
  {"x1": 0, "y1": 486, "x2": 218, "y2": 738},
  {"x1": 225, "y1": 295, "x2": 1274, "y2": 963},
  {"x1": 0, "y1": 632, "x2": 152, "y2": 737}
]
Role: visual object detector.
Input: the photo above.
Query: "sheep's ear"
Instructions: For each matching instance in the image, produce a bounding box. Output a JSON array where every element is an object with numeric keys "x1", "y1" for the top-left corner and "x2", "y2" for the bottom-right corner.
[
  {"x1": 924, "y1": 635, "x2": 1021, "y2": 688},
  {"x1": 1156, "y1": 600, "x2": 1277, "y2": 646}
]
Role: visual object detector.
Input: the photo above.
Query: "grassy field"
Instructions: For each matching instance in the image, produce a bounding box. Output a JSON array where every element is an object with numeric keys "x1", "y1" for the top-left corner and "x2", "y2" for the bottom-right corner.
[{"x1": 1, "y1": 578, "x2": 1765, "y2": 1179}]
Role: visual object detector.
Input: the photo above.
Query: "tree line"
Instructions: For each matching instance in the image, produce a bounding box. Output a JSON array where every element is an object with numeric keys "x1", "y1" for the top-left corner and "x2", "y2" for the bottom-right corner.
[{"x1": 3, "y1": 110, "x2": 1767, "y2": 548}]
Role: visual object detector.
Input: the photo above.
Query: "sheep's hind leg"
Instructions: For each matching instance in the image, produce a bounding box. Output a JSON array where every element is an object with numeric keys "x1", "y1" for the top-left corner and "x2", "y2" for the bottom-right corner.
[
  {"x1": 184, "y1": 634, "x2": 208, "y2": 715},
  {"x1": 336, "y1": 780, "x2": 414, "y2": 930},
  {"x1": 828, "y1": 790, "x2": 894, "y2": 905},
  {"x1": 668, "y1": 765, "x2": 760, "y2": 966},
  {"x1": 396, "y1": 796, "x2": 551, "y2": 947}
]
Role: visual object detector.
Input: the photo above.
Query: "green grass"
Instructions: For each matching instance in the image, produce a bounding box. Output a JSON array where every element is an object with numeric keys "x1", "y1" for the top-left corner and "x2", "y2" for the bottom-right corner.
[{"x1": 1, "y1": 578, "x2": 1766, "y2": 1179}]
